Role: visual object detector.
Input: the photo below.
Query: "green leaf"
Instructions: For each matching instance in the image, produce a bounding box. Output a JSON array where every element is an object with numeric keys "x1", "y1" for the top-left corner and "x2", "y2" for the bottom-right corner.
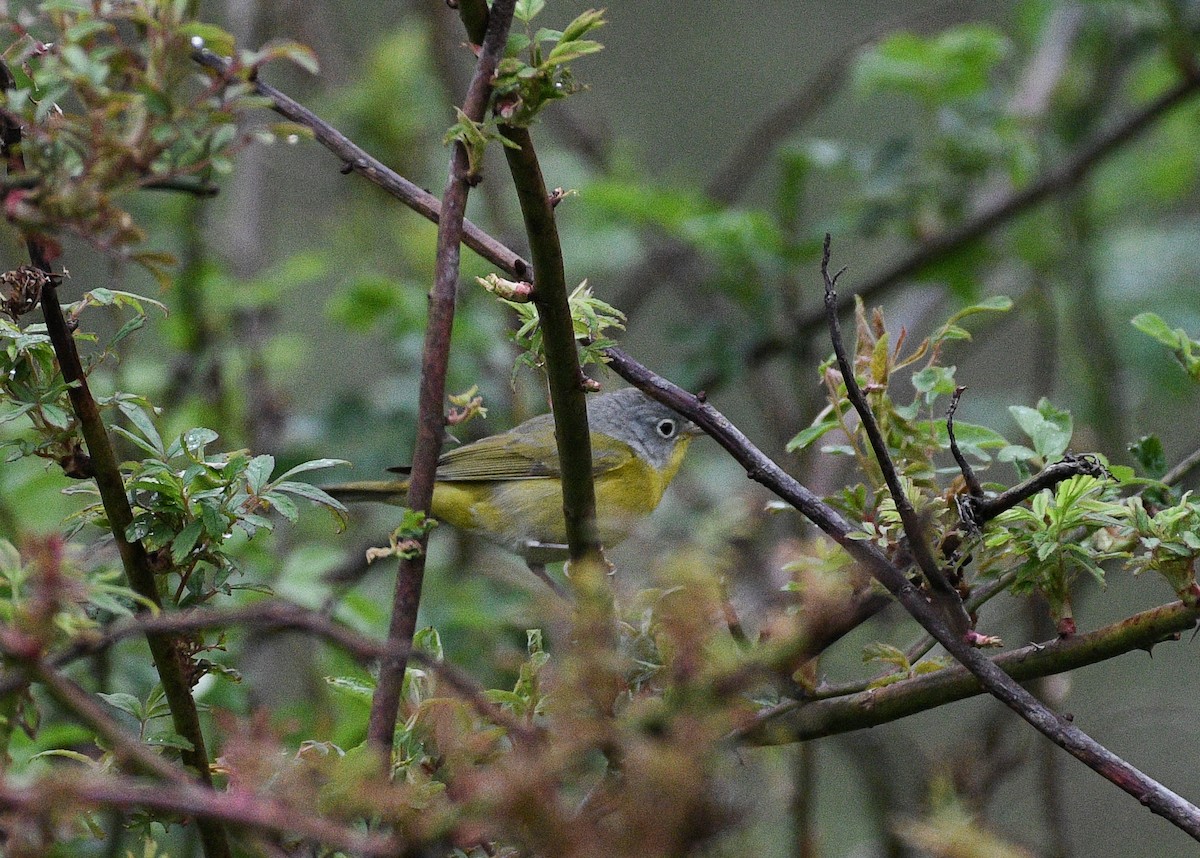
[
  {"x1": 514, "y1": 0, "x2": 546, "y2": 22},
  {"x1": 1128, "y1": 435, "x2": 1167, "y2": 479},
  {"x1": 117, "y1": 403, "x2": 164, "y2": 458},
  {"x1": 245, "y1": 455, "x2": 275, "y2": 495},
  {"x1": 1009, "y1": 398, "x2": 1072, "y2": 460},
  {"x1": 97, "y1": 692, "x2": 142, "y2": 719},
  {"x1": 545, "y1": 39, "x2": 604, "y2": 67},
  {"x1": 325, "y1": 675, "x2": 375, "y2": 700},
  {"x1": 911, "y1": 365, "x2": 957, "y2": 403},
  {"x1": 144, "y1": 731, "x2": 195, "y2": 752},
  {"x1": 1131, "y1": 312, "x2": 1184, "y2": 348},
  {"x1": 273, "y1": 458, "x2": 350, "y2": 483},
  {"x1": 560, "y1": 8, "x2": 607, "y2": 43},
  {"x1": 30, "y1": 749, "x2": 99, "y2": 767},
  {"x1": 110, "y1": 426, "x2": 165, "y2": 459},
  {"x1": 263, "y1": 491, "x2": 299, "y2": 523},
  {"x1": 170, "y1": 521, "x2": 204, "y2": 564},
  {"x1": 787, "y1": 418, "x2": 840, "y2": 453}
]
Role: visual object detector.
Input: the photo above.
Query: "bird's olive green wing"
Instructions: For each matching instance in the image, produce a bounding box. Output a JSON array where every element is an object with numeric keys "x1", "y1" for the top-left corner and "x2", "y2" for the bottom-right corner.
[{"x1": 425, "y1": 422, "x2": 634, "y2": 481}]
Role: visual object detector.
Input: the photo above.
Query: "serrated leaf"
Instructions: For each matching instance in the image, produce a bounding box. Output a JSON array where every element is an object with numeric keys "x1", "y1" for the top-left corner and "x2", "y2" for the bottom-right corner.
[
  {"x1": 263, "y1": 491, "x2": 299, "y2": 522},
  {"x1": 1131, "y1": 312, "x2": 1184, "y2": 348},
  {"x1": 170, "y1": 521, "x2": 203, "y2": 564},
  {"x1": 97, "y1": 692, "x2": 142, "y2": 719}
]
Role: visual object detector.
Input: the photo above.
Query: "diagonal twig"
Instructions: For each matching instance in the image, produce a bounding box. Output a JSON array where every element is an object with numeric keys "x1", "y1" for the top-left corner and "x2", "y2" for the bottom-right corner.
[
  {"x1": 740, "y1": 599, "x2": 1200, "y2": 744},
  {"x1": 821, "y1": 235, "x2": 970, "y2": 631}
]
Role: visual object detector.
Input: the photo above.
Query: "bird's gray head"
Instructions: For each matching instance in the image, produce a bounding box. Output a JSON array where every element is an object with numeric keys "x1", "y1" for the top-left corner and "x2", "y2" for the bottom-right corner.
[{"x1": 586, "y1": 387, "x2": 700, "y2": 469}]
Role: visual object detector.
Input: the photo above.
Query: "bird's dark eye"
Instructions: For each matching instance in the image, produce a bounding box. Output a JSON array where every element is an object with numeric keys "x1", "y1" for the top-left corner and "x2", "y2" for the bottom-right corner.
[{"x1": 656, "y1": 419, "x2": 676, "y2": 438}]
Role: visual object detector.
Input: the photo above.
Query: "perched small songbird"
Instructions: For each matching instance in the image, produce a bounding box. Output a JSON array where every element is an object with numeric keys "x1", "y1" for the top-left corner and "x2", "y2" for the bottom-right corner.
[{"x1": 325, "y1": 388, "x2": 700, "y2": 562}]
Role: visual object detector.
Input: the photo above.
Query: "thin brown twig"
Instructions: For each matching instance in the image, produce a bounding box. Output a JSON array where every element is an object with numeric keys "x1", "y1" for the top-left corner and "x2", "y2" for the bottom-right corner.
[
  {"x1": 365, "y1": 0, "x2": 518, "y2": 754},
  {"x1": 0, "y1": 59, "x2": 229, "y2": 858},
  {"x1": 821, "y1": 235, "x2": 969, "y2": 630},
  {"x1": 947, "y1": 386, "x2": 984, "y2": 497},
  {"x1": 600, "y1": 346, "x2": 1200, "y2": 840},
  {"x1": 808, "y1": 570, "x2": 1018, "y2": 703}
]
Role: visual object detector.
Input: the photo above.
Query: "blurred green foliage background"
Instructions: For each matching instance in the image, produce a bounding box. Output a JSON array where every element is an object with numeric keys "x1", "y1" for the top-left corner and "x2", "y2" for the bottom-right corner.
[{"x1": 4, "y1": 0, "x2": 1200, "y2": 855}]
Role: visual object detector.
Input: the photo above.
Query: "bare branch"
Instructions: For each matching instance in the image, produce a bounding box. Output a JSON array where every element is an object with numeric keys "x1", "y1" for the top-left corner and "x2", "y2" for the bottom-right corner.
[{"x1": 947, "y1": 387, "x2": 984, "y2": 497}]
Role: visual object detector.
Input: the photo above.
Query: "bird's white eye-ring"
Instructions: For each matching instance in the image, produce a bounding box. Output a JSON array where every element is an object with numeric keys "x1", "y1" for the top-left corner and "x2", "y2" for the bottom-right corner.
[{"x1": 656, "y1": 418, "x2": 677, "y2": 438}]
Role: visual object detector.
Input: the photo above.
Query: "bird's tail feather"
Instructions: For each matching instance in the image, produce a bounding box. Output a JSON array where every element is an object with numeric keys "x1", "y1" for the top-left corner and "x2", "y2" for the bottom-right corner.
[{"x1": 323, "y1": 480, "x2": 409, "y2": 505}]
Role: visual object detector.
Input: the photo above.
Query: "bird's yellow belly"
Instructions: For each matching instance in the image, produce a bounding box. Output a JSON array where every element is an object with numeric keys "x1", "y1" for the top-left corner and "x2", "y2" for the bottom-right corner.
[{"x1": 429, "y1": 445, "x2": 687, "y2": 557}]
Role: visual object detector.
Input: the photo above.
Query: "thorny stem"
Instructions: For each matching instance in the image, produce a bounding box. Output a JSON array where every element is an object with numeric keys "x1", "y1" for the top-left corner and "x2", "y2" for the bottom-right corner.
[
  {"x1": 0, "y1": 60, "x2": 230, "y2": 858},
  {"x1": 365, "y1": 0, "x2": 518, "y2": 754},
  {"x1": 499, "y1": 123, "x2": 603, "y2": 565},
  {"x1": 741, "y1": 600, "x2": 1200, "y2": 744}
]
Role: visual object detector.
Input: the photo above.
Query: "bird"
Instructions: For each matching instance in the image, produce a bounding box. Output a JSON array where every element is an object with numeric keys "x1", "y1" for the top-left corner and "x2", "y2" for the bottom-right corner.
[{"x1": 324, "y1": 387, "x2": 700, "y2": 564}]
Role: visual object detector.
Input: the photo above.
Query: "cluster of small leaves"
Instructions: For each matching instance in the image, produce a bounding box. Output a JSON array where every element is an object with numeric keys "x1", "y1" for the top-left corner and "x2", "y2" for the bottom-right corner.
[
  {"x1": 0, "y1": 285, "x2": 164, "y2": 469},
  {"x1": 984, "y1": 475, "x2": 1128, "y2": 633},
  {"x1": 861, "y1": 641, "x2": 949, "y2": 688},
  {"x1": 500, "y1": 279, "x2": 626, "y2": 383},
  {"x1": 493, "y1": 3, "x2": 607, "y2": 126},
  {"x1": 2, "y1": 2, "x2": 314, "y2": 274},
  {"x1": 74, "y1": 412, "x2": 347, "y2": 607},
  {"x1": 793, "y1": 297, "x2": 1014, "y2": 543},
  {"x1": 1117, "y1": 494, "x2": 1200, "y2": 603}
]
